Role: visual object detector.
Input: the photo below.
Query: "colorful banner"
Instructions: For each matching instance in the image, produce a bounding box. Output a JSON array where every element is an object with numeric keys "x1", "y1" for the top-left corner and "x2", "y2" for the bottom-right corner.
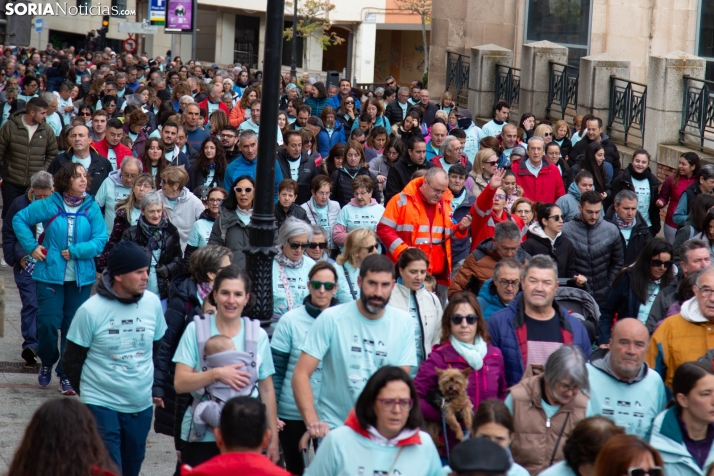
[
  {"x1": 150, "y1": 0, "x2": 165, "y2": 25},
  {"x1": 165, "y1": 0, "x2": 193, "y2": 33}
]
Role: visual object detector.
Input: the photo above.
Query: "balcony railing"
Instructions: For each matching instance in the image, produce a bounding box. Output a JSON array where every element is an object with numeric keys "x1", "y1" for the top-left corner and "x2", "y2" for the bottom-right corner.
[
  {"x1": 608, "y1": 76, "x2": 647, "y2": 147},
  {"x1": 680, "y1": 76, "x2": 714, "y2": 151},
  {"x1": 547, "y1": 62, "x2": 579, "y2": 122},
  {"x1": 446, "y1": 51, "x2": 470, "y2": 108},
  {"x1": 495, "y1": 64, "x2": 520, "y2": 113}
]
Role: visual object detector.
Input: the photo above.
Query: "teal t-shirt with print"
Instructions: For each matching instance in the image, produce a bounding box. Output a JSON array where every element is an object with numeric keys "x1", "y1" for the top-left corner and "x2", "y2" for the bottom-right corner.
[
  {"x1": 187, "y1": 218, "x2": 214, "y2": 249},
  {"x1": 173, "y1": 314, "x2": 274, "y2": 442}
]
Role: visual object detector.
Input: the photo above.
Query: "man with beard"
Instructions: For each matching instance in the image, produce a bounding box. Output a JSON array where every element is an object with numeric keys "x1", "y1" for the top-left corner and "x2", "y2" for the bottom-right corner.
[{"x1": 292, "y1": 254, "x2": 417, "y2": 434}]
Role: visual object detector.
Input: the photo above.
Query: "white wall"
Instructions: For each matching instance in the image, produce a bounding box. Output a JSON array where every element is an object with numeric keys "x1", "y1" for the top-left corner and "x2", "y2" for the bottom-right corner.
[{"x1": 354, "y1": 21, "x2": 376, "y2": 82}]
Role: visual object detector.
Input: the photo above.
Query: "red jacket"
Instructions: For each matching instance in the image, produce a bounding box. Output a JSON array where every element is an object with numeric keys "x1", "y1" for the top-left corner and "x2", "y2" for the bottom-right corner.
[
  {"x1": 512, "y1": 158, "x2": 566, "y2": 203},
  {"x1": 180, "y1": 452, "x2": 291, "y2": 476},
  {"x1": 198, "y1": 98, "x2": 230, "y2": 118},
  {"x1": 469, "y1": 185, "x2": 525, "y2": 251},
  {"x1": 429, "y1": 154, "x2": 471, "y2": 170},
  {"x1": 92, "y1": 137, "x2": 133, "y2": 169}
]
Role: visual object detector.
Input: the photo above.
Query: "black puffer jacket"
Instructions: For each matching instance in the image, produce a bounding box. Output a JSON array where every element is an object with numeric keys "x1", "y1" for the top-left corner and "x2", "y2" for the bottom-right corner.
[
  {"x1": 569, "y1": 132, "x2": 621, "y2": 172},
  {"x1": 276, "y1": 148, "x2": 320, "y2": 205},
  {"x1": 208, "y1": 205, "x2": 250, "y2": 269},
  {"x1": 562, "y1": 212, "x2": 625, "y2": 304},
  {"x1": 520, "y1": 223, "x2": 577, "y2": 279},
  {"x1": 47, "y1": 148, "x2": 113, "y2": 197},
  {"x1": 611, "y1": 165, "x2": 662, "y2": 236},
  {"x1": 330, "y1": 167, "x2": 381, "y2": 208},
  {"x1": 604, "y1": 206, "x2": 652, "y2": 267},
  {"x1": 120, "y1": 220, "x2": 183, "y2": 299},
  {"x1": 186, "y1": 163, "x2": 225, "y2": 193},
  {"x1": 383, "y1": 153, "x2": 433, "y2": 205},
  {"x1": 152, "y1": 273, "x2": 202, "y2": 445},
  {"x1": 275, "y1": 202, "x2": 310, "y2": 230}
]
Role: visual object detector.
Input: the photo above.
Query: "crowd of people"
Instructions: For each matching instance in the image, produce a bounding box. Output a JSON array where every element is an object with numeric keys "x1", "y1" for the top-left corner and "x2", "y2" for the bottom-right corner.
[{"x1": 3, "y1": 43, "x2": 714, "y2": 476}]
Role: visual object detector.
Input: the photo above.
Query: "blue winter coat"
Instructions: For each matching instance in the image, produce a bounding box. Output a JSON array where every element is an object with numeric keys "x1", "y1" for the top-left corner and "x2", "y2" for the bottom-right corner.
[
  {"x1": 487, "y1": 295, "x2": 593, "y2": 386},
  {"x1": 317, "y1": 122, "x2": 347, "y2": 158},
  {"x1": 13, "y1": 192, "x2": 107, "y2": 287},
  {"x1": 477, "y1": 279, "x2": 507, "y2": 321}
]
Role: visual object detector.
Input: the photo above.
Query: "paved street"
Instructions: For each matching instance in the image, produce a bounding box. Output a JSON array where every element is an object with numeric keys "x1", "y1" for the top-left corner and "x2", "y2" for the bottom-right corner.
[{"x1": 0, "y1": 264, "x2": 176, "y2": 475}]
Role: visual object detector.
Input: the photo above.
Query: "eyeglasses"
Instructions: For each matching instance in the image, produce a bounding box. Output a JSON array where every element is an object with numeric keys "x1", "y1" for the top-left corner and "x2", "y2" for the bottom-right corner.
[
  {"x1": 651, "y1": 259, "x2": 673, "y2": 268},
  {"x1": 698, "y1": 285, "x2": 714, "y2": 299},
  {"x1": 234, "y1": 187, "x2": 253, "y2": 194},
  {"x1": 425, "y1": 180, "x2": 446, "y2": 195},
  {"x1": 309, "y1": 280, "x2": 336, "y2": 291},
  {"x1": 308, "y1": 242, "x2": 328, "y2": 249},
  {"x1": 288, "y1": 241, "x2": 310, "y2": 250},
  {"x1": 450, "y1": 314, "x2": 479, "y2": 325},
  {"x1": 497, "y1": 279, "x2": 520, "y2": 288},
  {"x1": 494, "y1": 194, "x2": 506, "y2": 200},
  {"x1": 555, "y1": 381, "x2": 580, "y2": 393},
  {"x1": 377, "y1": 398, "x2": 414, "y2": 412},
  {"x1": 121, "y1": 173, "x2": 138, "y2": 180},
  {"x1": 207, "y1": 198, "x2": 223, "y2": 204},
  {"x1": 548, "y1": 215, "x2": 562, "y2": 222},
  {"x1": 362, "y1": 244, "x2": 377, "y2": 253},
  {"x1": 628, "y1": 467, "x2": 663, "y2": 476}
]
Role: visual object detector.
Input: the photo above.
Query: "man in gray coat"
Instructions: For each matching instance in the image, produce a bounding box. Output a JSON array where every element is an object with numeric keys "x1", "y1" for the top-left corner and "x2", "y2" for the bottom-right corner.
[{"x1": 562, "y1": 190, "x2": 624, "y2": 305}]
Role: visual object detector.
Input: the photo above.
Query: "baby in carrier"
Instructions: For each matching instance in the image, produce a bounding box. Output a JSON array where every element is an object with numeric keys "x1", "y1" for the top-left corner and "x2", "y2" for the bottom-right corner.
[{"x1": 190, "y1": 313, "x2": 261, "y2": 441}]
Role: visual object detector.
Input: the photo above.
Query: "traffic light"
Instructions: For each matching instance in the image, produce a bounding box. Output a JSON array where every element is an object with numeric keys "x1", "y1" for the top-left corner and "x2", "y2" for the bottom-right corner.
[
  {"x1": 99, "y1": 14, "x2": 109, "y2": 48},
  {"x1": 102, "y1": 15, "x2": 110, "y2": 30}
]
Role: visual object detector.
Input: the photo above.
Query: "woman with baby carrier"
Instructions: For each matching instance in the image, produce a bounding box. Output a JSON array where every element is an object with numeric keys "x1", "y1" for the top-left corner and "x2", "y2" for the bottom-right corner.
[
  {"x1": 413, "y1": 292, "x2": 507, "y2": 459},
  {"x1": 173, "y1": 265, "x2": 279, "y2": 468}
]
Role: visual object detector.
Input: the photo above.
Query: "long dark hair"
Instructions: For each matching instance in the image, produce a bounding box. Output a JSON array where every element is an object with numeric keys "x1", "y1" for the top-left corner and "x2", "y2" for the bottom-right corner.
[
  {"x1": 673, "y1": 361, "x2": 714, "y2": 403},
  {"x1": 7, "y1": 398, "x2": 118, "y2": 476},
  {"x1": 324, "y1": 143, "x2": 346, "y2": 176},
  {"x1": 140, "y1": 137, "x2": 168, "y2": 189},
  {"x1": 626, "y1": 238, "x2": 675, "y2": 303},
  {"x1": 195, "y1": 136, "x2": 226, "y2": 177},
  {"x1": 355, "y1": 366, "x2": 423, "y2": 431},
  {"x1": 582, "y1": 142, "x2": 607, "y2": 193},
  {"x1": 674, "y1": 152, "x2": 701, "y2": 188},
  {"x1": 223, "y1": 174, "x2": 254, "y2": 211}
]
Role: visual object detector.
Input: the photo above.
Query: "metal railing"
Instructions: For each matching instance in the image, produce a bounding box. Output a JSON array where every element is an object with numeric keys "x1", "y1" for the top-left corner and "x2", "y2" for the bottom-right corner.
[
  {"x1": 495, "y1": 64, "x2": 520, "y2": 113},
  {"x1": 608, "y1": 76, "x2": 647, "y2": 147},
  {"x1": 547, "y1": 62, "x2": 579, "y2": 122},
  {"x1": 445, "y1": 51, "x2": 470, "y2": 108},
  {"x1": 680, "y1": 76, "x2": 714, "y2": 151}
]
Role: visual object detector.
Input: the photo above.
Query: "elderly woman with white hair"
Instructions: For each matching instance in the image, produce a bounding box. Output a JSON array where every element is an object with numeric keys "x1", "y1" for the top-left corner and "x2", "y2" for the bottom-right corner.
[
  {"x1": 506, "y1": 345, "x2": 595, "y2": 475},
  {"x1": 272, "y1": 217, "x2": 317, "y2": 322}
]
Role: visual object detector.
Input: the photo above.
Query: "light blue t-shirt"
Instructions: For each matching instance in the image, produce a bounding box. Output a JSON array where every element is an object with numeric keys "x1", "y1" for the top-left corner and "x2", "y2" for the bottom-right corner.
[
  {"x1": 440, "y1": 157, "x2": 453, "y2": 173},
  {"x1": 525, "y1": 158, "x2": 543, "y2": 178},
  {"x1": 95, "y1": 174, "x2": 131, "y2": 233},
  {"x1": 272, "y1": 256, "x2": 316, "y2": 317},
  {"x1": 187, "y1": 218, "x2": 214, "y2": 249},
  {"x1": 334, "y1": 261, "x2": 359, "y2": 303},
  {"x1": 335, "y1": 202, "x2": 385, "y2": 252},
  {"x1": 586, "y1": 362, "x2": 666, "y2": 439},
  {"x1": 312, "y1": 203, "x2": 332, "y2": 248},
  {"x1": 58, "y1": 96, "x2": 73, "y2": 124},
  {"x1": 637, "y1": 283, "x2": 660, "y2": 325},
  {"x1": 620, "y1": 227, "x2": 633, "y2": 247},
  {"x1": 147, "y1": 247, "x2": 161, "y2": 296},
  {"x1": 64, "y1": 203, "x2": 80, "y2": 282},
  {"x1": 301, "y1": 301, "x2": 417, "y2": 429},
  {"x1": 72, "y1": 154, "x2": 92, "y2": 170},
  {"x1": 270, "y1": 305, "x2": 323, "y2": 421},
  {"x1": 451, "y1": 189, "x2": 466, "y2": 211},
  {"x1": 235, "y1": 209, "x2": 251, "y2": 226},
  {"x1": 482, "y1": 119, "x2": 505, "y2": 138},
  {"x1": 305, "y1": 426, "x2": 443, "y2": 476},
  {"x1": 287, "y1": 157, "x2": 301, "y2": 180},
  {"x1": 173, "y1": 314, "x2": 274, "y2": 442},
  {"x1": 106, "y1": 148, "x2": 117, "y2": 171},
  {"x1": 1, "y1": 102, "x2": 11, "y2": 127},
  {"x1": 66, "y1": 291, "x2": 166, "y2": 413},
  {"x1": 631, "y1": 176, "x2": 651, "y2": 226},
  {"x1": 538, "y1": 461, "x2": 577, "y2": 476},
  {"x1": 46, "y1": 112, "x2": 62, "y2": 136}
]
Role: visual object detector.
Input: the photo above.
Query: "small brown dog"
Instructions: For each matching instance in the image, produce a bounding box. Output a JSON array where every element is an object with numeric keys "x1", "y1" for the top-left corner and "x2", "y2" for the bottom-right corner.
[{"x1": 426, "y1": 367, "x2": 473, "y2": 445}]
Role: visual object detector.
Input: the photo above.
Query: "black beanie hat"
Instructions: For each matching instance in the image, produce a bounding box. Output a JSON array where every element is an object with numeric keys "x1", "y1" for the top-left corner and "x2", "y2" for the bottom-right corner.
[{"x1": 107, "y1": 240, "x2": 150, "y2": 277}]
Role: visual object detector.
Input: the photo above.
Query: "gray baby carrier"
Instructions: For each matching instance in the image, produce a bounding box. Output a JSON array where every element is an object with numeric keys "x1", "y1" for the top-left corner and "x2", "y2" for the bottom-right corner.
[{"x1": 188, "y1": 314, "x2": 260, "y2": 441}]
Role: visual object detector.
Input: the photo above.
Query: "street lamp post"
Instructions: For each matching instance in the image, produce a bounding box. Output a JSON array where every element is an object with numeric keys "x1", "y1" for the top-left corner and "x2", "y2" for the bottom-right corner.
[
  {"x1": 245, "y1": 0, "x2": 284, "y2": 326},
  {"x1": 290, "y1": 0, "x2": 297, "y2": 80}
]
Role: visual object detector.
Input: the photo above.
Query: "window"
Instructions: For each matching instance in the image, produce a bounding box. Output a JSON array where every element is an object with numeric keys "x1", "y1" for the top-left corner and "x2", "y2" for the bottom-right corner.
[
  {"x1": 698, "y1": 0, "x2": 714, "y2": 80},
  {"x1": 525, "y1": 0, "x2": 592, "y2": 66},
  {"x1": 111, "y1": 0, "x2": 127, "y2": 18}
]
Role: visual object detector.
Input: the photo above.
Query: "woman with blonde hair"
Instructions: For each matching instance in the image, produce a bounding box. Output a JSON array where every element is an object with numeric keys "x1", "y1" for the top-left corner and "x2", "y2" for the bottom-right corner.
[
  {"x1": 334, "y1": 228, "x2": 379, "y2": 302},
  {"x1": 439, "y1": 91, "x2": 455, "y2": 115},
  {"x1": 468, "y1": 148, "x2": 500, "y2": 197},
  {"x1": 534, "y1": 123, "x2": 554, "y2": 144},
  {"x1": 553, "y1": 119, "x2": 573, "y2": 162}
]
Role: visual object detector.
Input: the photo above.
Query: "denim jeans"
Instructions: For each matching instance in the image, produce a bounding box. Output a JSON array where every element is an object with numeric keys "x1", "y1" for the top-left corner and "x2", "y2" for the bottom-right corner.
[
  {"x1": 13, "y1": 264, "x2": 38, "y2": 350},
  {"x1": 36, "y1": 281, "x2": 92, "y2": 377},
  {"x1": 88, "y1": 405, "x2": 153, "y2": 476}
]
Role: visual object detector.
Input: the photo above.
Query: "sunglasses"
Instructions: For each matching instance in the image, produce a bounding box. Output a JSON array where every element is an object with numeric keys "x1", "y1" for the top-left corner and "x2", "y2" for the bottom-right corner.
[
  {"x1": 234, "y1": 187, "x2": 253, "y2": 194},
  {"x1": 288, "y1": 241, "x2": 309, "y2": 250},
  {"x1": 450, "y1": 314, "x2": 479, "y2": 325},
  {"x1": 80, "y1": 112, "x2": 92, "y2": 116},
  {"x1": 544, "y1": 132, "x2": 553, "y2": 136},
  {"x1": 651, "y1": 259, "x2": 673, "y2": 268},
  {"x1": 308, "y1": 242, "x2": 328, "y2": 249},
  {"x1": 549, "y1": 215, "x2": 562, "y2": 222},
  {"x1": 309, "y1": 280, "x2": 336, "y2": 291},
  {"x1": 628, "y1": 468, "x2": 663, "y2": 476},
  {"x1": 362, "y1": 244, "x2": 377, "y2": 252},
  {"x1": 345, "y1": 101, "x2": 354, "y2": 105},
  {"x1": 483, "y1": 161, "x2": 499, "y2": 166}
]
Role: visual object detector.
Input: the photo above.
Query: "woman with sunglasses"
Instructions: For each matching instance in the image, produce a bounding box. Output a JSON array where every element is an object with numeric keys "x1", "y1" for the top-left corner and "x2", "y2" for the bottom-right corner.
[
  {"x1": 468, "y1": 149, "x2": 500, "y2": 198},
  {"x1": 306, "y1": 366, "x2": 442, "y2": 476},
  {"x1": 333, "y1": 176, "x2": 385, "y2": 251},
  {"x1": 271, "y1": 217, "x2": 316, "y2": 322},
  {"x1": 77, "y1": 104, "x2": 93, "y2": 125},
  {"x1": 333, "y1": 228, "x2": 379, "y2": 303},
  {"x1": 595, "y1": 435, "x2": 664, "y2": 476},
  {"x1": 414, "y1": 292, "x2": 506, "y2": 458},
  {"x1": 184, "y1": 186, "x2": 228, "y2": 266},
  {"x1": 102, "y1": 96, "x2": 119, "y2": 119},
  {"x1": 649, "y1": 361, "x2": 714, "y2": 476},
  {"x1": 304, "y1": 224, "x2": 335, "y2": 264},
  {"x1": 534, "y1": 123, "x2": 554, "y2": 144},
  {"x1": 598, "y1": 238, "x2": 674, "y2": 344},
  {"x1": 507, "y1": 345, "x2": 593, "y2": 475},
  {"x1": 336, "y1": 94, "x2": 357, "y2": 131},
  {"x1": 270, "y1": 261, "x2": 340, "y2": 475},
  {"x1": 521, "y1": 203, "x2": 584, "y2": 286},
  {"x1": 389, "y1": 249, "x2": 442, "y2": 378},
  {"x1": 208, "y1": 175, "x2": 257, "y2": 270}
]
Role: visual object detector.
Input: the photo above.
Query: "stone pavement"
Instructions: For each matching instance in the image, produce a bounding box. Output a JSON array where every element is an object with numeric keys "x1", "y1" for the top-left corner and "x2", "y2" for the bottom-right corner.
[{"x1": 0, "y1": 264, "x2": 177, "y2": 475}]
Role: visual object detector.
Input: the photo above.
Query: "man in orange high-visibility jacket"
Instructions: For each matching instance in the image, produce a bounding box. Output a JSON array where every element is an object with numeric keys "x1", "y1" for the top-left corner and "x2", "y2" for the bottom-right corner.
[{"x1": 377, "y1": 168, "x2": 472, "y2": 286}]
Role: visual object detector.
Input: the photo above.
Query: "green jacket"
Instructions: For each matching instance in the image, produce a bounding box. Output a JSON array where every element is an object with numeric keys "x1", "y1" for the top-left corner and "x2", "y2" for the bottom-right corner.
[{"x1": 0, "y1": 110, "x2": 58, "y2": 187}]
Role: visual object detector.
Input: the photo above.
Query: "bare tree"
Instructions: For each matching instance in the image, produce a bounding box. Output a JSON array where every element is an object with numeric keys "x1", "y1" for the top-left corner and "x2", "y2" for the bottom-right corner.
[{"x1": 395, "y1": 0, "x2": 432, "y2": 75}]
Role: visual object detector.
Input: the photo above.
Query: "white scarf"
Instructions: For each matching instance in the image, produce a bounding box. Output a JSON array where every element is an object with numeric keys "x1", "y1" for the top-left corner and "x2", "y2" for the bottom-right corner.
[{"x1": 450, "y1": 335, "x2": 488, "y2": 370}]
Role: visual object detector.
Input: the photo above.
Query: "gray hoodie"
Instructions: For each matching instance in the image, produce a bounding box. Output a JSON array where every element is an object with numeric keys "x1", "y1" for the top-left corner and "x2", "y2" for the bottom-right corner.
[{"x1": 159, "y1": 188, "x2": 204, "y2": 251}]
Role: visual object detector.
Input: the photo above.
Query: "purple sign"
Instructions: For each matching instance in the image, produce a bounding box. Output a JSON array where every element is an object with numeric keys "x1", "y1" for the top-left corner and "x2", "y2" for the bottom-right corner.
[{"x1": 165, "y1": 0, "x2": 193, "y2": 33}]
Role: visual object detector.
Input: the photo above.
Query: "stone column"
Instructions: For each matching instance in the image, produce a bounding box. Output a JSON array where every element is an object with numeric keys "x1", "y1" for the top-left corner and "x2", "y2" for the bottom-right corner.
[
  {"x1": 577, "y1": 53, "x2": 630, "y2": 120},
  {"x1": 518, "y1": 40, "x2": 568, "y2": 120},
  {"x1": 644, "y1": 52, "x2": 706, "y2": 159},
  {"x1": 467, "y1": 44, "x2": 514, "y2": 119}
]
